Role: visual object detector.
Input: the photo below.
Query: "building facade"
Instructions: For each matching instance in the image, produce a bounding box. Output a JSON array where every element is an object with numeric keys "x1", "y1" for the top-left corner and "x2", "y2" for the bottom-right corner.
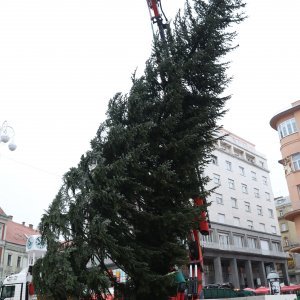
[
  {"x1": 274, "y1": 196, "x2": 300, "y2": 283},
  {"x1": 270, "y1": 101, "x2": 300, "y2": 253},
  {"x1": 202, "y1": 129, "x2": 288, "y2": 288},
  {"x1": 0, "y1": 208, "x2": 38, "y2": 283}
]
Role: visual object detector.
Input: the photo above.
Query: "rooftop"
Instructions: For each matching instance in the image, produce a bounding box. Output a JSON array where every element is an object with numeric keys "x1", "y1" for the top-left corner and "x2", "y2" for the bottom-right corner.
[{"x1": 5, "y1": 220, "x2": 39, "y2": 246}]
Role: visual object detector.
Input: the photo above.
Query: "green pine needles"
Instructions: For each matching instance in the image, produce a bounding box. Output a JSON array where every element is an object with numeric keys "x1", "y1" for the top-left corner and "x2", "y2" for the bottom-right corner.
[{"x1": 33, "y1": 1, "x2": 245, "y2": 299}]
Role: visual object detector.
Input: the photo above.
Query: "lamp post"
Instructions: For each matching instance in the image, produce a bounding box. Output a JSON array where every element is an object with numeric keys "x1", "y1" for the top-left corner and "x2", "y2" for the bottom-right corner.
[
  {"x1": 267, "y1": 270, "x2": 281, "y2": 295},
  {"x1": 0, "y1": 121, "x2": 17, "y2": 151}
]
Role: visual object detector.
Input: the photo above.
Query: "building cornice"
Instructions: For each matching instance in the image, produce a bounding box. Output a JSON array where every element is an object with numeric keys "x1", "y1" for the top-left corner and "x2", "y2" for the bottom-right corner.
[{"x1": 270, "y1": 104, "x2": 300, "y2": 130}]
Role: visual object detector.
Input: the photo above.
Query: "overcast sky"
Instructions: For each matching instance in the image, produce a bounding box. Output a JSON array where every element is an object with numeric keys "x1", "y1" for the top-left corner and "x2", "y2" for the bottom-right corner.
[{"x1": 0, "y1": 0, "x2": 299, "y2": 228}]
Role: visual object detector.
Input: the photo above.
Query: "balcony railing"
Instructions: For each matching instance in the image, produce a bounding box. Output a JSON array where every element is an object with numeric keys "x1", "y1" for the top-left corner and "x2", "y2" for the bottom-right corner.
[
  {"x1": 290, "y1": 242, "x2": 300, "y2": 247},
  {"x1": 217, "y1": 145, "x2": 268, "y2": 171},
  {"x1": 283, "y1": 241, "x2": 300, "y2": 251},
  {"x1": 202, "y1": 241, "x2": 288, "y2": 258}
]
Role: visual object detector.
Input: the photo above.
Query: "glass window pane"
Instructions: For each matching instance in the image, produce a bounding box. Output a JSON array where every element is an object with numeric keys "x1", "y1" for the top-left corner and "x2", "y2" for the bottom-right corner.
[
  {"x1": 233, "y1": 235, "x2": 243, "y2": 247},
  {"x1": 248, "y1": 237, "x2": 256, "y2": 248},
  {"x1": 233, "y1": 217, "x2": 240, "y2": 226},
  {"x1": 287, "y1": 122, "x2": 292, "y2": 134},
  {"x1": 1, "y1": 286, "x2": 15, "y2": 298},
  {"x1": 282, "y1": 126, "x2": 288, "y2": 136},
  {"x1": 219, "y1": 233, "x2": 229, "y2": 246},
  {"x1": 292, "y1": 119, "x2": 297, "y2": 132},
  {"x1": 218, "y1": 213, "x2": 225, "y2": 223},
  {"x1": 278, "y1": 118, "x2": 298, "y2": 139},
  {"x1": 260, "y1": 240, "x2": 269, "y2": 250}
]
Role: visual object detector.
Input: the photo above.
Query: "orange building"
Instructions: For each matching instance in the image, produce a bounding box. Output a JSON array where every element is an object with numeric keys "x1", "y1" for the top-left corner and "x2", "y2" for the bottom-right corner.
[{"x1": 270, "y1": 100, "x2": 300, "y2": 253}]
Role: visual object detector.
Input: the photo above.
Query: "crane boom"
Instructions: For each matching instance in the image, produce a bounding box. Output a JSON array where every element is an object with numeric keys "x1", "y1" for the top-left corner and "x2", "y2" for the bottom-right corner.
[{"x1": 145, "y1": 0, "x2": 168, "y2": 42}]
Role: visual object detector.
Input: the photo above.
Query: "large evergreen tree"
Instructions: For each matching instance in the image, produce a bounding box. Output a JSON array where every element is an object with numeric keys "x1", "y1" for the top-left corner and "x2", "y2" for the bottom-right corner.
[{"x1": 33, "y1": 0, "x2": 245, "y2": 299}]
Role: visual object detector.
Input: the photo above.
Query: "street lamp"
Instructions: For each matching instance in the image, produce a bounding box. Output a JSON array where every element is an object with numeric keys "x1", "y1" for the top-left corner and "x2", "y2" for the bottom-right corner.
[
  {"x1": 267, "y1": 270, "x2": 281, "y2": 295},
  {"x1": 0, "y1": 121, "x2": 17, "y2": 151}
]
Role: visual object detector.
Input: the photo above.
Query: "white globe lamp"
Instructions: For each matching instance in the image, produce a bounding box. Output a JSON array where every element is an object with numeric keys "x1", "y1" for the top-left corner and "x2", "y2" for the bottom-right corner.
[
  {"x1": 1, "y1": 134, "x2": 9, "y2": 143},
  {"x1": 8, "y1": 143, "x2": 17, "y2": 151},
  {"x1": 0, "y1": 121, "x2": 17, "y2": 151}
]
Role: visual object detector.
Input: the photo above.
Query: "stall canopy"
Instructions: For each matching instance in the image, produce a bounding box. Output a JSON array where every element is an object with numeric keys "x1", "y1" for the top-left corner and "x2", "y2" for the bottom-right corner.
[
  {"x1": 281, "y1": 285, "x2": 300, "y2": 293},
  {"x1": 254, "y1": 287, "x2": 270, "y2": 295}
]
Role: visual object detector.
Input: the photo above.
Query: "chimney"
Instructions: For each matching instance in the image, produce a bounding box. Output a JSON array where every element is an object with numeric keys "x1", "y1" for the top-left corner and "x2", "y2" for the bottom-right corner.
[
  {"x1": 29, "y1": 224, "x2": 33, "y2": 229},
  {"x1": 8, "y1": 215, "x2": 13, "y2": 220},
  {"x1": 22, "y1": 222, "x2": 25, "y2": 226}
]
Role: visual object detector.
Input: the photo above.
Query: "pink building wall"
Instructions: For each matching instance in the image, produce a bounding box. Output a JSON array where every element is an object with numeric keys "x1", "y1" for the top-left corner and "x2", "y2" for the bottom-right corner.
[{"x1": 270, "y1": 101, "x2": 300, "y2": 246}]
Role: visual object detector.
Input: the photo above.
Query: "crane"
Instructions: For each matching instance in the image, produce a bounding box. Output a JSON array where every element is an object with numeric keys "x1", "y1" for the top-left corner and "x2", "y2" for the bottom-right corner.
[
  {"x1": 146, "y1": 0, "x2": 169, "y2": 42},
  {"x1": 145, "y1": 1, "x2": 211, "y2": 299}
]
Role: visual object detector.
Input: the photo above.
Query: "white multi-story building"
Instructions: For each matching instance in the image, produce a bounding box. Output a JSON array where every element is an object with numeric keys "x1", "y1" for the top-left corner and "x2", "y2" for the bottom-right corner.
[{"x1": 201, "y1": 129, "x2": 289, "y2": 288}]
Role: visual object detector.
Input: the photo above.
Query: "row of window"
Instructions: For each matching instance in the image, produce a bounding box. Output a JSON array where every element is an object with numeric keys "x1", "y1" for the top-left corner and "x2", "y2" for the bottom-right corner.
[
  {"x1": 6, "y1": 253, "x2": 22, "y2": 267},
  {"x1": 217, "y1": 212, "x2": 276, "y2": 233},
  {"x1": 277, "y1": 118, "x2": 297, "y2": 140},
  {"x1": 214, "y1": 195, "x2": 274, "y2": 217},
  {"x1": 213, "y1": 175, "x2": 271, "y2": 200},
  {"x1": 202, "y1": 231, "x2": 282, "y2": 252},
  {"x1": 212, "y1": 156, "x2": 268, "y2": 183}
]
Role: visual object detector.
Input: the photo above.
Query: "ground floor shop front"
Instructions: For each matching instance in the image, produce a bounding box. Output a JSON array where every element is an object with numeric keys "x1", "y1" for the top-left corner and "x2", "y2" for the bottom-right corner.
[{"x1": 203, "y1": 255, "x2": 289, "y2": 289}]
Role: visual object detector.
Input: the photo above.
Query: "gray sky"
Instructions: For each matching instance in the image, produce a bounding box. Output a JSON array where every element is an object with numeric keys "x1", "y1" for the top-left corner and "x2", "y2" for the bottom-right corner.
[{"x1": 0, "y1": 0, "x2": 298, "y2": 228}]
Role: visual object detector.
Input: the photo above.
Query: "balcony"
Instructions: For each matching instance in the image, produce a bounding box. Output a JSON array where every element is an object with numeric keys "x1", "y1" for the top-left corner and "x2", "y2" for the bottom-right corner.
[
  {"x1": 285, "y1": 241, "x2": 300, "y2": 254},
  {"x1": 290, "y1": 242, "x2": 300, "y2": 248},
  {"x1": 285, "y1": 209, "x2": 300, "y2": 222},
  {"x1": 201, "y1": 241, "x2": 288, "y2": 258},
  {"x1": 216, "y1": 144, "x2": 268, "y2": 171}
]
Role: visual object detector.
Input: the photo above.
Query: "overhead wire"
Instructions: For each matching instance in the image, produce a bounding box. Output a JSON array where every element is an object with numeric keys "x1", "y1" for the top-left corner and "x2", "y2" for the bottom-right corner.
[{"x1": 0, "y1": 153, "x2": 61, "y2": 178}]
